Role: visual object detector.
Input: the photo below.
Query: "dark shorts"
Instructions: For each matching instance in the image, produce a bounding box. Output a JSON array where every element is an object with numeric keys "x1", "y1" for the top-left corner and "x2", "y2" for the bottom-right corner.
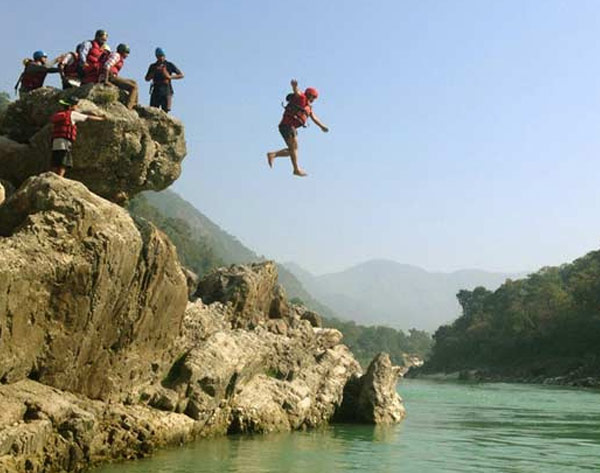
[
  {"x1": 150, "y1": 86, "x2": 173, "y2": 112},
  {"x1": 51, "y1": 149, "x2": 73, "y2": 169},
  {"x1": 279, "y1": 124, "x2": 297, "y2": 142}
]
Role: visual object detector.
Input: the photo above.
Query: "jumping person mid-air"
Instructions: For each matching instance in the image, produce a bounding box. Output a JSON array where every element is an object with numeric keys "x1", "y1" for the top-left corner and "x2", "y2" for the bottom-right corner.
[{"x1": 267, "y1": 79, "x2": 328, "y2": 177}]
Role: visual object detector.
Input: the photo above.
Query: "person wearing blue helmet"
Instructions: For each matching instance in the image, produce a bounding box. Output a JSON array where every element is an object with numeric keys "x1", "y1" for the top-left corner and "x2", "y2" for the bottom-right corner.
[
  {"x1": 144, "y1": 47, "x2": 184, "y2": 113},
  {"x1": 15, "y1": 50, "x2": 60, "y2": 97}
]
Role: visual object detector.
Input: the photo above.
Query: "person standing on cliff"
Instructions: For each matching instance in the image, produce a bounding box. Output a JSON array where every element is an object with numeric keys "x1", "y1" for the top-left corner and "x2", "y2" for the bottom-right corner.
[
  {"x1": 50, "y1": 97, "x2": 105, "y2": 177},
  {"x1": 145, "y1": 47, "x2": 184, "y2": 113},
  {"x1": 266, "y1": 79, "x2": 329, "y2": 177}
]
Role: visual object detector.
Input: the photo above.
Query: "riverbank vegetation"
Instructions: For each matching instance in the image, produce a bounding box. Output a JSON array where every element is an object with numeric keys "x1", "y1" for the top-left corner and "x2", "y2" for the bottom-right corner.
[{"x1": 423, "y1": 249, "x2": 600, "y2": 380}]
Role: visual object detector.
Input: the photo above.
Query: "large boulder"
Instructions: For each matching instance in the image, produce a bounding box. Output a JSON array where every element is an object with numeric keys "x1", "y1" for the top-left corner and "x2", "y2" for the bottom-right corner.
[
  {"x1": 334, "y1": 353, "x2": 406, "y2": 424},
  {"x1": 194, "y1": 262, "x2": 290, "y2": 328},
  {"x1": 0, "y1": 173, "x2": 189, "y2": 400},
  {"x1": 0, "y1": 85, "x2": 186, "y2": 201},
  {"x1": 156, "y1": 298, "x2": 361, "y2": 435}
]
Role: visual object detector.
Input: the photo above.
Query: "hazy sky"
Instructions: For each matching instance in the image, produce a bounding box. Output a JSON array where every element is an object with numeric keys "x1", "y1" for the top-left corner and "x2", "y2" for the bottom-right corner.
[{"x1": 3, "y1": 0, "x2": 600, "y2": 275}]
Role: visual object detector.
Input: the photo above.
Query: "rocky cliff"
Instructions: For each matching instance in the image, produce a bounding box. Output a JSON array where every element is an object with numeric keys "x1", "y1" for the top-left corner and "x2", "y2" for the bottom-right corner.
[
  {"x1": 0, "y1": 85, "x2": 186, "y2": 202},
  {"x1": 0, "y1": 86, "x2": 405, "y2": 473}
]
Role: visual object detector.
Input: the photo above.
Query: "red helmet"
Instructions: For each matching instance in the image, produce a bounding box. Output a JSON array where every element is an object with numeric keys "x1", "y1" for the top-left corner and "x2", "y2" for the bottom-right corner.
[{"x1": 305, "y1": 87, "x2": 319, "y2": 99}]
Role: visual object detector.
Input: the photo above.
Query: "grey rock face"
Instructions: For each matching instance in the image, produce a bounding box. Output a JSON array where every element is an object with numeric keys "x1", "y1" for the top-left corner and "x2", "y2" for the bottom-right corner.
[
  {"x1": 160, "y1": 297, "x2": 361, "y2": 436},
  {"x1": 194, "y1": 262, "x2": 290, "y2": 328},
  {"x1": 0, "y1": 173, "x2": 188, "y2": 400},
  {"x1": 0, "y1": 85, "x2": 186, "y2": 201}
]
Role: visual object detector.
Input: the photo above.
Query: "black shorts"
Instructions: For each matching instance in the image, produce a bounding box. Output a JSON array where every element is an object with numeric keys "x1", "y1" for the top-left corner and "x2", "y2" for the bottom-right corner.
[
  {"x1": 51, "y1": 149, "x2": 73, "y2": 169},
  {"x1": 150, "y1": 86, "x2": 173, "y2": 112},
  {"x1": 279, "y1": 124, "x2": 297, "y2": 142}
]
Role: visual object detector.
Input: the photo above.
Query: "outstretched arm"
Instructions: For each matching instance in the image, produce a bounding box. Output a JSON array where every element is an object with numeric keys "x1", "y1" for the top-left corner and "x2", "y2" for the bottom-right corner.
[
  {"x1": 291, "y1": 78, "x2": 300, "y2": 95},
  {"x1": 310, "y1": 111, "x2": 329, "y2": 132}
]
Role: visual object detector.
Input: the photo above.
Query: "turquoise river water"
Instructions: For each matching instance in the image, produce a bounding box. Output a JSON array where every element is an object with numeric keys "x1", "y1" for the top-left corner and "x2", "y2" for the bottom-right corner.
[{"x1": 93, "y1": 380, "x2": 600, "y2": 472}]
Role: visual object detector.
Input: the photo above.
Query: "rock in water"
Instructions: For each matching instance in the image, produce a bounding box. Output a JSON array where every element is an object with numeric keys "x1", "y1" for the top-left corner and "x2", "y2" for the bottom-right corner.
[
  {"x1": 334, "y1": 353, "x2": 406, "y2": 424},
  {"x1": 0, "y1": 85, "x2": 186, "y2": 201},
  {"x1": 0, "y1": 173, "x2": 188, "y2": 400}
]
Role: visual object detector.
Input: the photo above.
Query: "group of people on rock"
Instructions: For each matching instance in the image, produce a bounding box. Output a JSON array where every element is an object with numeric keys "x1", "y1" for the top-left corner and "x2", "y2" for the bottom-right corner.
[
  {"x1": 15, "y1": 29, "x2": 184, "y2": 112},
  {"x1": 15, "y1": 29, "x2": 329, "y2": 181}
]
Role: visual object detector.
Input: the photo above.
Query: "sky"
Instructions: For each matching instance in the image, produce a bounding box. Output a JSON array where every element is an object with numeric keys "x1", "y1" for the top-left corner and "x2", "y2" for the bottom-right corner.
[{"x1": 3, "y1": 0, "x2": 600, "y2": 275}]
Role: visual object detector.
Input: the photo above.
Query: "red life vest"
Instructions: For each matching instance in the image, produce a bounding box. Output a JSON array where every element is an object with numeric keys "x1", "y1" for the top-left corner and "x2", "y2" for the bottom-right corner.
[
  {"x1": 63, "y1": 52, "x2": 80, "y2": 79},
  {"x1": 281, "y1": 93, "x2": 312, "y2": 128},
  {"x1": 109, "y1": 54, "x2": 124, "y2": 76},
  {"x1": 86, "y1": 41, "x2": 105, "y2": 66},
  {"x1": 81, "y1": 42, "x2": 110, "y2": 84},
  {"x1": 20, "y1": 62, "x2": 47, "y2": 91},
  {"x1": 51, "y1": 110, "x2": 77, "y2": 142}
]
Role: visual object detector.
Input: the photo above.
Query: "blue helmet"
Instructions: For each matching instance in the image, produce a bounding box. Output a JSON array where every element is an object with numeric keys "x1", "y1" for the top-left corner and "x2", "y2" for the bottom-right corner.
[
  {"x1": 33, "y1": 50, "x2": 47, "y2": 61},
  {"x1": 155, "y1": 47, "x2": 165, "y2": 58}
]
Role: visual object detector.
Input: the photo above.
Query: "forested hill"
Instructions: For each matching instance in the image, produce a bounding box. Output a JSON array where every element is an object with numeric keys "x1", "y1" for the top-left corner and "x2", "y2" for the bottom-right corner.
[
  {"x1": 139, "y1": 190, "x2": 259, "y2": 266},
  {"x1": 421, "y1": 249, "x2": 600, "y2": 381}
]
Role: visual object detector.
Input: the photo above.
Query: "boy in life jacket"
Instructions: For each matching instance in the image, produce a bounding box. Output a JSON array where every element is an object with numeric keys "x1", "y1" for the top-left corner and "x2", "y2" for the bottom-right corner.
[
  {"x1": 50, "y1": 97, "x2": 104, "y2": 177},
  {"x1": 77, "y1": 29, "x2": 110, "y2": 84},
  {"x1": 15, "y1": 51, "x2": 60, "y2": 98},
  {"x1": 101, "y1": 43, "x2": 138, "y2": 110},
  {"x1": 144, "y1": 47, "x2": 184, "y2": 113},
  {"x1": 267, "y1": 79, "x2": 329, "y2": 177},
  {"x1": 52, "y1": 51, "x2": 81, "y2": 89}
]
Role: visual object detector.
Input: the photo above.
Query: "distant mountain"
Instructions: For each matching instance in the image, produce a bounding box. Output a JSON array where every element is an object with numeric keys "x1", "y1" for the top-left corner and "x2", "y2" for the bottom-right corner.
[{"x1": 284, "y1": 259, "x2": 523, "y2": 331}]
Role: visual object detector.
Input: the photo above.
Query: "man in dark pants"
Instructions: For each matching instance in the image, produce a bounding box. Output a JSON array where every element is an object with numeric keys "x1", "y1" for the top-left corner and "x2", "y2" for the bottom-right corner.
[{"x1": 145, "y1": 47, "x2": 184, "y2": 113}]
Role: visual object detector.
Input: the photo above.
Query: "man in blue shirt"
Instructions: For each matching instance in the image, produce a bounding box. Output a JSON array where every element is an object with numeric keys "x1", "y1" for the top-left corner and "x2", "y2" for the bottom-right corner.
[{"x1": 145, "y1": 48, "x2": 184, "y2": 113}]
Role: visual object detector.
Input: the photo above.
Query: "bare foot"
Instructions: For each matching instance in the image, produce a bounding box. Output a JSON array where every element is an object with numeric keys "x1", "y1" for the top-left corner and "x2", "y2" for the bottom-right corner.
[
  {"x1": 267, "y1": 153, "x2": 276, "y2": 168},
  {"x1": 293, "y1": 169, "x2": 308, "y2": 177}
]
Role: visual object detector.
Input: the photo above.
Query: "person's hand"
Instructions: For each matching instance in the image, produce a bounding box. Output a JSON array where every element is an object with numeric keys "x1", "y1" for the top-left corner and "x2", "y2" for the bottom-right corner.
[{"x1": 291, "y1": 79, "x2": 298, "y2": 88}]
